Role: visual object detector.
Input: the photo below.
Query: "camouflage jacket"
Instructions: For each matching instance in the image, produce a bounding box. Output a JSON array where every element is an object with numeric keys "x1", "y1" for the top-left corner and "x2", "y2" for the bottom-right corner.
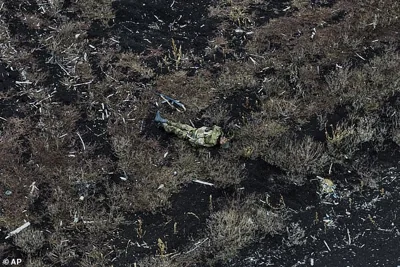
[{"x1": 162, "y1": 121, "x2": 223, "y2": 147}]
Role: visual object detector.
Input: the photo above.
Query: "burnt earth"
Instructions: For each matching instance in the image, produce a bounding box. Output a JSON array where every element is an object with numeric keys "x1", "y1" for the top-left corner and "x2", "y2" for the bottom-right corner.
[{"x1": 1, "y1": 0, "x2": 400, "y2": 266}]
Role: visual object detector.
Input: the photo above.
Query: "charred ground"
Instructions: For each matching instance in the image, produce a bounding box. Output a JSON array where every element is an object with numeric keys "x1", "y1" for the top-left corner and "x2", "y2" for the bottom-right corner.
[{"x1": 1, "y1": 0, "x2": 400, "y2": 266}]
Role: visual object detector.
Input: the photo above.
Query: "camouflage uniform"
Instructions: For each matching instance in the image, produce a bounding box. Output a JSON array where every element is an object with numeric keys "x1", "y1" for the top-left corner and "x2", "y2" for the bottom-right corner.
[{"x1": 161, "y1": 121, "x2": 223, "y2": 147}]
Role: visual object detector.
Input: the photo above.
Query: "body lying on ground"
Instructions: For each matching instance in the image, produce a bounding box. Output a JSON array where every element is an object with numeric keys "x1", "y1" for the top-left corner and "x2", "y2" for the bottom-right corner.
[{"x1": 155, "y1": 111, "x2": 227, "y2": 147}]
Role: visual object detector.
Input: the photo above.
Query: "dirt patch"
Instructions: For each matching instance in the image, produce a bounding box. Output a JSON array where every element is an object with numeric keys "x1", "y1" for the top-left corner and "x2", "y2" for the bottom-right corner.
[
  {"x1": 113, "y1": 182, "x2": 234, "y2": 265},
  {"x1": 112, "y1": 0, "x2": 219, "y2": 73}
]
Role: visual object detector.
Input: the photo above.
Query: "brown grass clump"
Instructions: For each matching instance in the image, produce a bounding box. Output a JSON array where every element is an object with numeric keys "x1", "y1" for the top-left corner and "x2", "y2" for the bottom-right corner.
[
  {"x1": 46, "y1": 231, "x2": 79, "y2": 265},
  {"x1": 27, "y1": 105, "x2": 80, "y2": 176},
  {"x1": 207, "y1": 206, "x2": 256, "y2": 261},
  {"x1": 13, "y1": 228, "x2": 45, "y2": 254},
  {"x1": 110, "y1": 133, "x2": 175, "y2": 211},
  {"x1": 263, "y1": 136, "x2": 328, "y2": 183},
  {"x1": 208, "y1": 0, "x2": 262, "y2": 28},
  {"x1": 136, "y1": 256, "x2": 180, "y2": 267},
  {"x1": 0, "y1": 118, "x2": 33, "y2": 228},
  {"x1": 79, "y1": 246, "x2": 109, "y2": 267},
  {"x1": 113, "y1": 52, "x2": 155, "y2": 81},
  {"x1": 326, "y1": 113, "x2": 387, "y2": 161},
  {"x1": 200, "y1": 155, "x2": 244, "y2": 186},
  {"x1": 206, "y1": 195, "x2": 286, "y2": 262},
  {"x1": 74, "y1": 0, "x2": 115, "y2": 25},
  {"x1": 155, "y1": 69, "x2": 217, "y2": 111},
  {"x1": 217, "y1": 60, "x2": 259, "y2": 93},
  {"x1": 2, "y1": 0, "x2": 400, "y2": 265},
  {"x1": 233, "y1": 115, "x2": 289, "y2": 159}
]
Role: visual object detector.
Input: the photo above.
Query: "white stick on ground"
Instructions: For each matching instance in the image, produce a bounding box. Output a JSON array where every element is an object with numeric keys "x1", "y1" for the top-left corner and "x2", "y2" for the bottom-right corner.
[
  {"x1": 5, "y1": 222, "x2": 31, "y2": 239},
  {"x1": 323, "y1": 240, "x2": 331, "y2": 251},
  {"x1": 76, "y1": 132, "x2": 86, "y2": 151},
  {"x1": 193, "y1": 180, "x2": 214, "y2": 186}
]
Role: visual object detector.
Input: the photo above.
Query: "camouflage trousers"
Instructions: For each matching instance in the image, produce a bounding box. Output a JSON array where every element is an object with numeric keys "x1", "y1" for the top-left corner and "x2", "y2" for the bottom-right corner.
[{"x1": 161, "y1": 121, "x2": 223, "y2": 147}]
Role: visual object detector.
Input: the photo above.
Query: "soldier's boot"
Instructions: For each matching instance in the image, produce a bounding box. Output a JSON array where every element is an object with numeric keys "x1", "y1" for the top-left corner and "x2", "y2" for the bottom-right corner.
[{"x1": 155, "y1": 111, "x2": 168, "y2": 123}]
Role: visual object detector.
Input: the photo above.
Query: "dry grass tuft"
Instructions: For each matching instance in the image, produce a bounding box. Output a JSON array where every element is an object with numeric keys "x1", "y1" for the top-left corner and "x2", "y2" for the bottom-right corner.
[
  {"x1": 206, "y1": 195, "x2": 286, "y2": 262},
  {"x1": 13, "y1": 228, "x2": 45, "y2": 254},
  {"x1": 263, "y1": 136, "x2": 328, "y2": 183}
]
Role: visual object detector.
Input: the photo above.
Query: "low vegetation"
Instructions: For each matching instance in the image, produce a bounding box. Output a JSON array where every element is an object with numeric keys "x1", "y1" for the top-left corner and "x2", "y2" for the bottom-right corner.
[{"x1": 1, "y1": 0, "x2": 399, "y2": 266}]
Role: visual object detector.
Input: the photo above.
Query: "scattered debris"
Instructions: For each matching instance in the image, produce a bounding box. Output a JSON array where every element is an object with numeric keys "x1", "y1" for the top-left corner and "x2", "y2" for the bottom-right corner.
[
  {"x1": 76, "y1": 131, "x2": 86, "y2": 151},
  {"x1": 193, "y1": 180, "x2": 214, "y2": 186},
  {"x1": 157, "y1": 184, "x2": 165, "y2": 190},
  {"x1": 157, "y1": 93, "x2": 186, "y2": 112},
  {"x1": 317, "y1": 176, "x2": 336, "y2": 195},
  {"x1": 5, "y1": 222, "x2": 31, "y2": 239},
  {"x1": 323, "y1": 240, "x2": 331, "y2": 252},
  {"x1": 29, "y1": 182, "x2": 39, "y2": 195}
]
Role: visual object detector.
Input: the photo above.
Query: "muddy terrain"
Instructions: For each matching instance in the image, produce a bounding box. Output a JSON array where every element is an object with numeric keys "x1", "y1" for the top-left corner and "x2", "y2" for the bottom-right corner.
[{"x1": 1, "y1": 0, "x2": 400, "y2": 266}]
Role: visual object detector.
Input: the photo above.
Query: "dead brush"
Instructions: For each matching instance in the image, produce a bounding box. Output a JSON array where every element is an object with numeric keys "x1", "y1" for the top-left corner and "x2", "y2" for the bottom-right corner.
[
  {"x1": 325, "y1": 63, "x2": 352, "y2": 96},
  {"x1": 113, "y1": 52, "x2": 154, "y2": 81},
  {"x1": 80, "y1": 246, "x2": 109, "y2": 267},
  {"x1": 205, "y1": 35, "x2": 233, "y2": 59},
  {"x1": 234, "y1": 116, "x2": 289, "y2": 159},
  {"x1": 200, "y1": 104, "x2": 230, "y2": 126},
  {"x1": 154, "y1": 69, "x2": 216, "y2": 110},
  {"x1": 0, "y1": 117, "x2": 29, "y2": 167},
  {"x1": 262, "y1": 97, "x2": 299, "y2": 121},
  {"x1": 206, "y1": 204, "x2": 256, "y2": 262},
  {"x1": 325, "y1": 120, "x2": 357, "y2": 159},
  {"x1": 111, "y1": 134, "x2": 163, "y2": 173},
  {"x1": 352, "y1": 0, "x2": 400, "y2": 29},
  {"x1": 74, "y1": 0, "x2": 115, "y2": 25},
  {"x1": 22, "y1": 62, "x2": 51, "y2": 86},
  {"x1": 229, "y1": 6, "x2": 251, "y2": 27},
  {"x1": 208, "y1": 0, "x2": 255, "y2": 27},
  {"x1": 75, "y1": 199, "x2": 124, "y2": 233},
  {"x1": 201, "y1": 156, "x2": 243, "y2": 186},
  {"x1": 25, "y1": 257, "x2": 48, "y2": 267},
  {"x1": 35, "y1": 0, "x2": 64, "y2": 16},
  {"x1": 13, "y1": 228, "x2": 45, "y2": 254},
  {"x1": 390, "y1": 112, "x2": 400, "y2": 146},
  {"x1": 264, "y1": 135, "x2": 328, "y2": 181},
  {"x1": 217, "y1": 60, "x2": 259, "y2": 92},
  {"x1": 136, "y1": 256, "x2": 180, "y2": 267},
  {"x1": 284, "y1": 222, "x2": 306, "y2": 247},
  {"x1": 111, "y1": 134, "x2": 186, "y2": 212},
  {"x1": 0, "y1": 171, "x2": 32, "y2": 229},
  {"x1": 37, "y1": 21, "x2": 89, "y2": 83},
  {"x1": 41, "y1": 21, "x2": 88, "y2": 50},
  {"x1": 206, "y1": 195, "x2": 287, "y2": 262},
  {"x1": 47, "y1": 233, "x2": 78, "y2": 265}
]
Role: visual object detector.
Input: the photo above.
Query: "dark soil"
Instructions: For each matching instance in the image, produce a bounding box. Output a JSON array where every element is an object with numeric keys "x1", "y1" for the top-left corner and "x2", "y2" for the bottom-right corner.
[{"x1": 1, "y1": 0, "x2": 400, "y2": 266}]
